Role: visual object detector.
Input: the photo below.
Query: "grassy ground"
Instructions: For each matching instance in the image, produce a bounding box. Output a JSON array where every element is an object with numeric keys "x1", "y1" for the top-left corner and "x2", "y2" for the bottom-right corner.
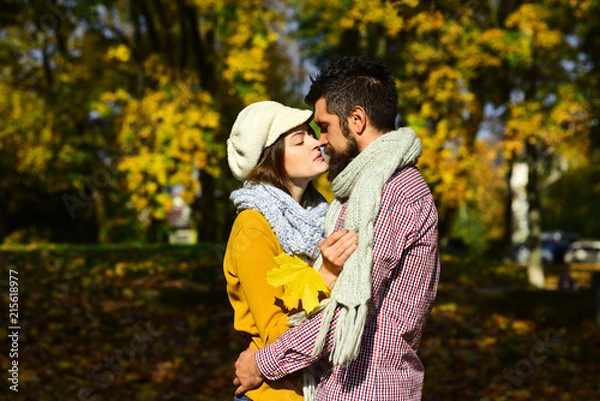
[{"x1": 0, "y1": 246, "x2": 598, "y2": 400}]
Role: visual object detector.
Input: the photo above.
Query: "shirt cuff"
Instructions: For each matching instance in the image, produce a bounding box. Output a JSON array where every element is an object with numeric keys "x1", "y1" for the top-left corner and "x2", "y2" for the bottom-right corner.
[{"x1": 256, "y1": 343, "x2": 286, "y2": 381}]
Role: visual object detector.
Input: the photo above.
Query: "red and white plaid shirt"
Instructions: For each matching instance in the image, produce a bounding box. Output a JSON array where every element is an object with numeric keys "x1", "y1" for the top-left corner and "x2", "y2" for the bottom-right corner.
[{"x1": 256, "y1": 166, "x2": 441, "y2": 401}]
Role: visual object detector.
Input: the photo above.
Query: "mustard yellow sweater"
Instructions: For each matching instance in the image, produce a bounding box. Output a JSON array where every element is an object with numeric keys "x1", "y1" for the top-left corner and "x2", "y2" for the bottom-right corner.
[{"x1": 223, "y1": 209, "x2": 303, "y2": 401}]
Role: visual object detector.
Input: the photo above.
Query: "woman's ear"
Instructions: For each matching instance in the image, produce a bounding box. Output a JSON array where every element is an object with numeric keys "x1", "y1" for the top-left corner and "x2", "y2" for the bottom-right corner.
[{"x1": 348, "y1": 106, "x2": 367, "y2": 135}]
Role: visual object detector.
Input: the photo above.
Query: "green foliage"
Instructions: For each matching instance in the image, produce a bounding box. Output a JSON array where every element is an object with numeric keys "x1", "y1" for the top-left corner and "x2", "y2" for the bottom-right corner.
[
  {"x1": 439, "y1": 254, "x2": 530, "y2": 290},
  {"x1": 543, "y1": 166, "x2": 600, "y2": 237},
  {"x1": 451, "y1": 203, "x2": 490, "y2": 257}
]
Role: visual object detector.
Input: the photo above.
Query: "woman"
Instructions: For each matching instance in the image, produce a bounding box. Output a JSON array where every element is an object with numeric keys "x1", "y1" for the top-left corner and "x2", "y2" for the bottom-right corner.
[{"x1": 224, "y1": 101, "x2": 357, "y2": 401}]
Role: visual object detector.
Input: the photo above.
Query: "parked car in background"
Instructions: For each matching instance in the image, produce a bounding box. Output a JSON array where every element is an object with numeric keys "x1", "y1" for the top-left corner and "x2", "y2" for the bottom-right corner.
[
  {"x1": 563, "y1": 240, "x2": 600, "y2": 263},
  {"x1": 513, "y1": 230, "x2": 579, "y2": 265},
  {"x1": 513, "y1": 241, "x2": 568, "y2": 264}
]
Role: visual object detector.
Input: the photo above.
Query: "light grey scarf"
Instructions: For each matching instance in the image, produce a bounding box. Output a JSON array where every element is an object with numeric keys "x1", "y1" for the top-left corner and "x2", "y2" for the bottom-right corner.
[
  {"x1": 230, "y1": 182, "x2": 327, "y2": 260},
  {"x1": 302, "y1": 127, "x2": 422, "y2": 400}
]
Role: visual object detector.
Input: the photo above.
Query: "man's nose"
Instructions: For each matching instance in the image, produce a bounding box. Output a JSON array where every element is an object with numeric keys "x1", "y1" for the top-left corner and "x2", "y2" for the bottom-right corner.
[
  {"x1": 317, "y1": 133, "x2": 328, "y2": 146},
  {"x1": 310, "y1": 134, "x2": 327, "y2": 148}
]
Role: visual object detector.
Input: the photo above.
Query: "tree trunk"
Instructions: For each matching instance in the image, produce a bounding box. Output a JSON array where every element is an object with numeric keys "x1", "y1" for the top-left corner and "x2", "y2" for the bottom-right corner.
[
  {"x1": 186, "y1": 5, "x2": 216, "y2": 93},
  {"x1": 0, "y1": 184, "x2": 9, "y2": 242},
  {"x1": 130, "y1": 0, "x2": 145, "y2": 98},
  {"x1": 46, "y1": 0, "x2": 69, "y2": 58},
  {"x1": 196, "y1": 172, "x2": 217, "y2": 241},
  {"x1": 438, "y1": 205, "x2": 458, "y2": 250},
  {"x1": 40, "y1": 37, "x2": 54, "y2": 88},
  {"x1": 140, "y1": 0, "x2": 162, "y2": 55},
  {"x1": 176, "y1": 0, "x2": 189, "y2": 70},
  {"x1": 151, "y1": 0, "x2": 175, "y2": 69},
  {"x1": 375, "y1": 29, "x2": 386, "y2": 60},
  {"x1": 146, "y1": 218, "x2": 165, "y2": 243},
  {"x1": 94, "y1": 190, "x2": 109, "y2": 243},
  {"x1": 503, "y1": 153, "x2": 515, "y2": 261},
  {"x1": 526, "y1": 141, "x2": 545, "y2": 288}
]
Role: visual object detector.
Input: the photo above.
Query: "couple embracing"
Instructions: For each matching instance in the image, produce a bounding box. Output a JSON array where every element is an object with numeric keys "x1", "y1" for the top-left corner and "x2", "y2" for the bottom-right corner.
[{"x1": 223, "y1": 55, "x2": 440, "y2": 401}]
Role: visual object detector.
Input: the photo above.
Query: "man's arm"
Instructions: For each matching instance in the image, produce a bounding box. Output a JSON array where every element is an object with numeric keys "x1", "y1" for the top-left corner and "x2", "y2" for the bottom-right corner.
[
  {"x1": 232, "y1": 230, "x2": 356, "y2": 395},
  {"x1": 233, "y1": 291, "x2": 340, "y2": 394},
  {"x1": 233, "y1": 349, "x2": 264, "y2": 396}
]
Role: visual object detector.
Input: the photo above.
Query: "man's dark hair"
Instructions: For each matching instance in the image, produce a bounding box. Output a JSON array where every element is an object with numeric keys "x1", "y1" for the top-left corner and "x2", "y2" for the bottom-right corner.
[{"x1": 305, "y1": 55, "x2": 398, "y2": 133}]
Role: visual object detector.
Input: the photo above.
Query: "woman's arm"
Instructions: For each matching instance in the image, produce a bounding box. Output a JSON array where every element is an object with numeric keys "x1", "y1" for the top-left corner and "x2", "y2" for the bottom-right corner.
[{"x1": 229, "y1": 212, "x2": 293, "y2": 345}]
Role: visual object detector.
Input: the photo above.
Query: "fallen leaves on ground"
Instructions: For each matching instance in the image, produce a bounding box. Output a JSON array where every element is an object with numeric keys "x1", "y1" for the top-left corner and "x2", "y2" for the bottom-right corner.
[{"x1": 0, "y1": 247, "x2": 598, "y2": 400}]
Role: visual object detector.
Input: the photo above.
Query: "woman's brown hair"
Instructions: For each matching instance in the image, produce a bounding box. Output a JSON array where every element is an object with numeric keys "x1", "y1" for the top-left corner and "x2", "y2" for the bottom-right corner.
[{"x1": 246, "y1": 130, "x2": 320, "y2": 206}]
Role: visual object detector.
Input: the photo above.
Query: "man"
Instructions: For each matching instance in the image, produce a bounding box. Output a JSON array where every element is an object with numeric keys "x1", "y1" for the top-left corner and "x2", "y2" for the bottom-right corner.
[{"x1": 233, "y1": 55, "x2": 441, "y2": 400}]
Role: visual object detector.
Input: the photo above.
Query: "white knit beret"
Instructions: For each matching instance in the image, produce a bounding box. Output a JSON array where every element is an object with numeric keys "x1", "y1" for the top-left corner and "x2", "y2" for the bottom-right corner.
[{"x1": 227, "y1": 101, "x2": 313, "y2": 181}]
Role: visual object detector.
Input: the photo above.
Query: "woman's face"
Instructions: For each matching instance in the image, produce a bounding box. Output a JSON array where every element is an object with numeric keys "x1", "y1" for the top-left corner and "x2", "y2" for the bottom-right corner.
[{"x1": 283, "y1": 123, "x2": 328, "y2": 184}]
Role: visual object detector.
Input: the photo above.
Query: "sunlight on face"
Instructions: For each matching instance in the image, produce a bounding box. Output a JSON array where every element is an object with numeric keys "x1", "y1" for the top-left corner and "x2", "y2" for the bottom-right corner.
[{"x1": 283, "y1": 123, "x2": 328, "y2": 185}]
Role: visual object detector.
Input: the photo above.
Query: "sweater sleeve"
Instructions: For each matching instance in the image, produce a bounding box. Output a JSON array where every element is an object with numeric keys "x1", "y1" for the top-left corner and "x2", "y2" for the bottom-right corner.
[
  {"x1": 256, "y1": 304, "x2": 339, "y2": 380},
  {"x1": 228, "y1": 210, "x2": 292, "y2": 345}
]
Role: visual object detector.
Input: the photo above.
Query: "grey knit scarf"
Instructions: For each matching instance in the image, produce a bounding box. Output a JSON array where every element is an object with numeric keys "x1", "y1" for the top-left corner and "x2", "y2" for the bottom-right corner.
[
  {"x1": 301, "y1": 127, "x2": 422, "y2": 400},
  {"x1": 230, "y1": 182, "x2": 328, "y2": 260}
]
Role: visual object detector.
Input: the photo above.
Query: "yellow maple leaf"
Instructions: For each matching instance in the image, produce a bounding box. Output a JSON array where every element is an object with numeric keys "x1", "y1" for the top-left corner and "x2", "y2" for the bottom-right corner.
[{"x1": 267, "y1": 253, "x2": 330, "y2": 314}]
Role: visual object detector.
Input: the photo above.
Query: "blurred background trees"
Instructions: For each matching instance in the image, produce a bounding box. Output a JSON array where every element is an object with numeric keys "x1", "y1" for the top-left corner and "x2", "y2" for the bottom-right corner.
[{"x1": 1, "y1": 0, "x2": 599, "y2": 287}]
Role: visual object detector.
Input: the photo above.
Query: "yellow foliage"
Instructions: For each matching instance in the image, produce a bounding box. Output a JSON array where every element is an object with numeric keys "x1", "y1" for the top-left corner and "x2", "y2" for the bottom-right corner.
[
  {"x1": 313, "y1": 174, "x2": 334, "y2": 202},
  {"x1": 476, "y1": 336, "x2": 498, "y2": 349},
  {"x1": 511, "y1": 319, "x2": 534, "y2": 333},
  {"x1": 216, "y1": 3, "x2": 281, "y2": 104},
  {"x1": 1, "y1": 86, "x2": 56, "y2": 179},
  {"x1": 436, "y1": 303, "x2": 458, "y2": 313},
  {"x1": 105, "y1": 45, "x2": 131, "y2": 62},
  {"x1": 267, "y1": 253, "x2": 330, "y2": 314},
  {"x1": 409, "y1": 11, "x2": 445, "y2": 35},
  {"x1": 108, "y1": 76, "x2": 223, "y2": 224},
  {"x1": 439, "y1": 20, "x2": 464, "y2": 46},
  {"x1": 343, "y1": 0, "x2": 406, "y2": 35},
  {"x1": 477, "y1": 28, "x2": 507, "y2": 52},
  {"x1": 505, "y1": 4, "x2": 563, "y2": 50}
]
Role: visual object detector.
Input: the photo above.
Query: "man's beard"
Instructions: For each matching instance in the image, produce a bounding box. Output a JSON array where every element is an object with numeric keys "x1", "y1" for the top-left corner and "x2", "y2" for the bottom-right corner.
[{"x1": 327, "y1": 135, "x2": 360, "y2": 182}]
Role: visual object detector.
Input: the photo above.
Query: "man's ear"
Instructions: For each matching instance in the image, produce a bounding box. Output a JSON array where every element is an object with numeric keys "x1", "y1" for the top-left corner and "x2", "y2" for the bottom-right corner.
[{"x1": 348, "y1": 106, "x2": 367, "y2": 135}]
